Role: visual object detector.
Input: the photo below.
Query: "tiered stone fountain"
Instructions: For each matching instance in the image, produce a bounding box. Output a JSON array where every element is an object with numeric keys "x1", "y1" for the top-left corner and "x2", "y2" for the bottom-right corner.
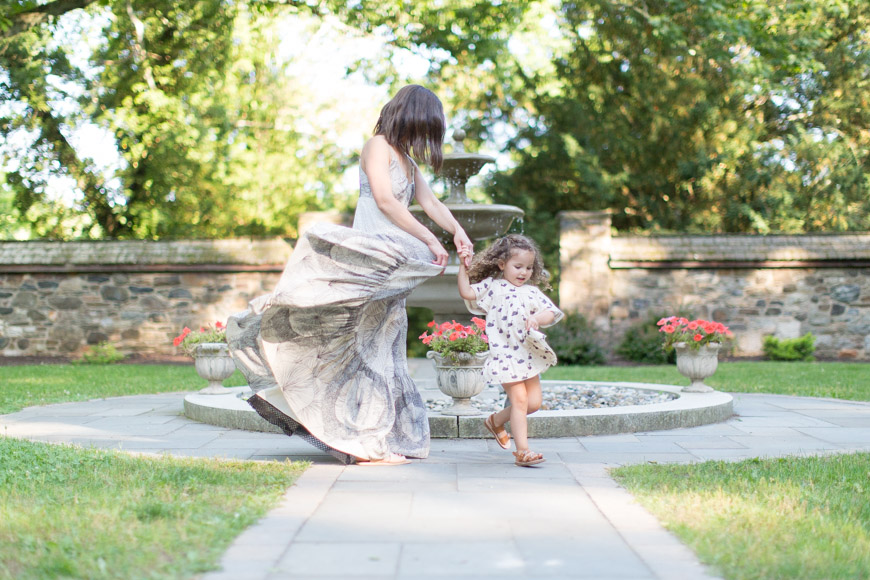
[{"x1": 407, "y1": 130, "x2": 523, "y2": 323}]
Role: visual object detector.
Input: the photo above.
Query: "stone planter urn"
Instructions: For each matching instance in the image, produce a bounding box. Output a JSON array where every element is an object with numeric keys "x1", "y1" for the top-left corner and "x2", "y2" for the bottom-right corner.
[
  {"x1": 194, "y1": 343, "x2": 236, "y2": 394},
  {"x1": 426, "y1": 351, "x2": 489, "y2": 416},
  {"x1": 674, "y1": 342, "x2": 721, "y2": 393}
]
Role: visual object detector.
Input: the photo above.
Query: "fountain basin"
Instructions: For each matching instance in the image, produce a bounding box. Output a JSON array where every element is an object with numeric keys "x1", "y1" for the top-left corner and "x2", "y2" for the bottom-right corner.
[
  {"x1": 183, "y1": 381, "x2": 733, "y2": 438},
  {"x1": 409, "y1": 203, "x2": 524, "y2": 246}
]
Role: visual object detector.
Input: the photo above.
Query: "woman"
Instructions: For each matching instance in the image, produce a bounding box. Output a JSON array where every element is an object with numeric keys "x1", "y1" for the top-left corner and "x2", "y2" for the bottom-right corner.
[{"x1": 227, "y1": 85, "x2": 473, "y2": 465}]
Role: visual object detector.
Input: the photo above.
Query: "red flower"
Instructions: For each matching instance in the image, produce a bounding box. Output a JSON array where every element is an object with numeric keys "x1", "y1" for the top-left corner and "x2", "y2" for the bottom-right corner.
[
  {"x1": 215, "y1": 321, "x2": 225, "y2": 329},
  {"x1": 662, "y1": 324, "x2": 676, "y2": 334},
  {"x1": 693, "y1": 333, "x2": 703, "y2": 342},
  {"x1": 427, "y1": 321, "x2": 437, "y2": 328},
  {"x1": 173, "y1": 327, "x2": 191, "y2": 346},
  {"x1": 448, "y1": 331, "x2": 461, "y2": 341},
  {"x1": 471, "y1": 317, "x2": 486, "y2": 329},
  {"x1": 687, "y1": 321, "x2": 699, "y2": 330}
]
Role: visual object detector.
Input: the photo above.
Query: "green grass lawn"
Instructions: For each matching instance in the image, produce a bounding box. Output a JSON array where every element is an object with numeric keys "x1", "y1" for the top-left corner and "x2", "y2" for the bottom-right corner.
[
  {"x1": 0, "y1": 364, "x2": 247, "y2": 414},
  {"x1": 612, "y1": 453, "x2": 870, "y2": 580},
  {"x1": 545, "y1": 361, "x2": 870, "y2": 401},
  {"x1": 0, "y1": 437, "x2": 306, "y2": 580}
]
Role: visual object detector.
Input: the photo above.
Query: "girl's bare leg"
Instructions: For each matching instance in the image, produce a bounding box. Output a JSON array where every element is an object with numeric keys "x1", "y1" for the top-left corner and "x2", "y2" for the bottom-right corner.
[
  {"x1": 491, "y1": 375, "x2": 542, "y2": 424},
  {"x1": 525, "y1": 375, "x2": 543, "y2": 415},
  {"x1": 490, "y1": 376, "x2": 543, "y2": 453},
  {"x1": 500, "y1": 380, "x2": 529, "y2": 451}
]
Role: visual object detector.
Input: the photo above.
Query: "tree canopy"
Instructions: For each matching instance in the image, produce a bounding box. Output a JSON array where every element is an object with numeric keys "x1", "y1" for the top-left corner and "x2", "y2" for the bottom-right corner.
[{"x1": 1, "y1": 0, "x2": 868, "y2": 246}]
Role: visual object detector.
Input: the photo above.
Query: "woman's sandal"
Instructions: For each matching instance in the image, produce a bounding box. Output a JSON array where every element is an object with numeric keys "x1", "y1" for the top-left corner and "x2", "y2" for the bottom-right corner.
[
  {"x1": 513, "y1": 449, "x2": 545, "y2": 467},
  {"x1": 356, "y1": 452, "x2": 411, "y2": 466},
  {"x1": 484, "y1": 413, "x2": 511, "y2": 450}
]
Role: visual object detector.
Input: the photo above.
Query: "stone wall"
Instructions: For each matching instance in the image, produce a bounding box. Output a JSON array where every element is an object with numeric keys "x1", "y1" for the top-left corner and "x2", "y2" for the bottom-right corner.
[
  {"x1": 0, "y1": 239, "x2": 291, "y2": 358},
  {"x1": 560, "y1": 211, "x2": 870, "y2": 360}
]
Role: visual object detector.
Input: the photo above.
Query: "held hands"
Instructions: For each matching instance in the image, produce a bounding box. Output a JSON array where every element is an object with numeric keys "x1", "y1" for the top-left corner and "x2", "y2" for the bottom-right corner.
[
  {"x1": 453, "y1": 230, "x2": 474, "y2": 268},
  {"x1": 457, "y1": 247, "x2": 473, "y2": 270}
]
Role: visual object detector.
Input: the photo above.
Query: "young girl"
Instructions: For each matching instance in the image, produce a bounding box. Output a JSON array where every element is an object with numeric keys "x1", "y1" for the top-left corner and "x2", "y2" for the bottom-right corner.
[{"x1": 457, "y1": 234, "x2": 563, "y2": 467}]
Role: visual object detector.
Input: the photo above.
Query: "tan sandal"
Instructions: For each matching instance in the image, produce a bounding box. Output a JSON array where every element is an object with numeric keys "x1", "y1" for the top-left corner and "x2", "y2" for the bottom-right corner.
[
  {"x1": 513, "y1": 449, "x2": 545, "y2": 467},
  {"x1": 484, "y1": 414, "x2": 511, "y2": 449},
  {"x1": 356, "y1": 452, "x2": 411, "y2": 466}
]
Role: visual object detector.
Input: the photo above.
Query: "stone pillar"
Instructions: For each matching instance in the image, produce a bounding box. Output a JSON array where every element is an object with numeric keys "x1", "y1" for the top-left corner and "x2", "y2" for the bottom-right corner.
[{"x1": 559, "y1": 210, "x2": 613, "y2": 333}]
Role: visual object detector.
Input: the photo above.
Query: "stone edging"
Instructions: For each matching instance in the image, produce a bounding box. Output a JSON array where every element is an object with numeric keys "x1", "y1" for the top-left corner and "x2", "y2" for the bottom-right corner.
[{"x1": 183, "y1": 382, "x2": 734, "y2": 438}]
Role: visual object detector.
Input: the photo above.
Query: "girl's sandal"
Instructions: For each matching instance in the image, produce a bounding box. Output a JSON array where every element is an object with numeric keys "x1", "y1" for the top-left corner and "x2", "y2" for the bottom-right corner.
[
  {"x1": 484, "y1": 414, "x2": 511, "y2": 450},
  {"x1": 513, "y1": 449, "x2": 545, "y2": 467}
]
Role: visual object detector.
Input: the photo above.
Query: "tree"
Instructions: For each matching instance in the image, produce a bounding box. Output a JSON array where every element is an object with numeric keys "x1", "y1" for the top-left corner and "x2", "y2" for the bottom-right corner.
[{"x1": 487, "y1": 0, "x2": 870, "y2": 260}]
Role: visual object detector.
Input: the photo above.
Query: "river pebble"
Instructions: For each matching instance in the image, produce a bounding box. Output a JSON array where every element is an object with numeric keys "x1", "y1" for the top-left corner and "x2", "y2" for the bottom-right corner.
[{"x1": 426, "y1": 383, "x2": 676, "y2": 414}]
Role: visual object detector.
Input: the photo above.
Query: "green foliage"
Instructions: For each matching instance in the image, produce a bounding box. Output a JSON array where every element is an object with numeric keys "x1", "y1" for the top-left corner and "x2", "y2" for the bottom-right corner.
[
  {"x1": 617, "y1": 316, "x2": 677, "y2": 365},
  {"x1": 546, "y1": 311, "x2": 606, "y2": 366},
  {"x1": 4, "y1": 0, "x2": 870, "y2": 247},
  {"x1": 172, "y1": 322, "x2": 227, "y2": 357},
  {"x1": 419, "y1": 318, "x2": 489, "y2": 364},
  {"x1": 73, "y1": 341, "x2": 126, "y2": 365},
  {"x1": 488, "y1": 0, "x2": 870, "y2": 276},
  {"x1": 406, "y1": 307, "x2": 435, "y2": 358},
  {"x1": 763, "y1": 333, "x2": 816, "y2": 361}
]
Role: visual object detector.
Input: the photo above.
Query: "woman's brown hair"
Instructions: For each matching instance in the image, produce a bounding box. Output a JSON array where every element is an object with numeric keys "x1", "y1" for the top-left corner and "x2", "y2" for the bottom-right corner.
[{"x1": 373, "y1": 85, "x2": 445, "y2": 172}]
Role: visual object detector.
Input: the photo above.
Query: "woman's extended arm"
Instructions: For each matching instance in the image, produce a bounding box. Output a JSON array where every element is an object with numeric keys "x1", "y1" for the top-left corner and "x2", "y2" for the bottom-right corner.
[
  {"x1": 362, "y1": 137, "x2": 449, "y2": 266},
  {"x1": 413, "y1": 165, "x2": 474, "y2": 266}
]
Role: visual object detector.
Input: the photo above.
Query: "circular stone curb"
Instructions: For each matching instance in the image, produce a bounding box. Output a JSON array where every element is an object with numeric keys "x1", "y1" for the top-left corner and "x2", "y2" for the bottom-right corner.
[{"x1": 183, "y1": 381, "x2": 733, "y2": 438}]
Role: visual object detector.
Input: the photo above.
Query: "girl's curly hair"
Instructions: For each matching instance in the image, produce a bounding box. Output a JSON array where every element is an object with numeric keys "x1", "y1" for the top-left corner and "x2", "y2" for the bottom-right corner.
[{"x1": 466, "y1": 234, "x2": 552, "y2": 290}]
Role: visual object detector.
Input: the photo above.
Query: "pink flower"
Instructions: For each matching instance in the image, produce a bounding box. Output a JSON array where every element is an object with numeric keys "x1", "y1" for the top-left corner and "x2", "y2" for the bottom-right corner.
[
  {"x1": 172, "y1": 327, "x2": 191, "y2": 346},
  {"x1": 427, "y1": 320, "x2": 437, "y2": 328},
  {"x1": 471, "y1": 317, "x2": 486, "y2": 329},
  {"x1": 662, "y1": 325, "x2": 676, "y2": 334},
  {"x1": 687, "y1": 321, "x2": 699, "y2": 330}
]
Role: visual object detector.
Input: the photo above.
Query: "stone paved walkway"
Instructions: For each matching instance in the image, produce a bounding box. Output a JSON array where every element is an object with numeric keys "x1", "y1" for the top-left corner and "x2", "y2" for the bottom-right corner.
[{"x1": 3, "y1": 383, "x2": 870, "y2": 579}]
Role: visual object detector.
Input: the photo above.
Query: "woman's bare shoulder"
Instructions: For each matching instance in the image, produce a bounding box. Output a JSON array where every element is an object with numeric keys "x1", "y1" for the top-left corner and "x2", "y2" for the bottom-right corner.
[{"x1": 361, "y1": 136, "x2": 394, "y2": 170}]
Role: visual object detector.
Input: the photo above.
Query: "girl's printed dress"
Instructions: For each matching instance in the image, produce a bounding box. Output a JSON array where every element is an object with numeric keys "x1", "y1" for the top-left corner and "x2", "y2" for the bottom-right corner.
[
  {"x1": 226, "y1": 152, "x2": 442, "y2": 464},
  {"x1": 465, "y1": 277, "x2": 564, "y2": 383}
]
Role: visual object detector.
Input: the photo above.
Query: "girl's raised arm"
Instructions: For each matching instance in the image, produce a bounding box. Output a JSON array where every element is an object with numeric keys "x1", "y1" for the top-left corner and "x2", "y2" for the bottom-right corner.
[{"x1": 457, "y1": 248, "x2": 476, "y2": 301}]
